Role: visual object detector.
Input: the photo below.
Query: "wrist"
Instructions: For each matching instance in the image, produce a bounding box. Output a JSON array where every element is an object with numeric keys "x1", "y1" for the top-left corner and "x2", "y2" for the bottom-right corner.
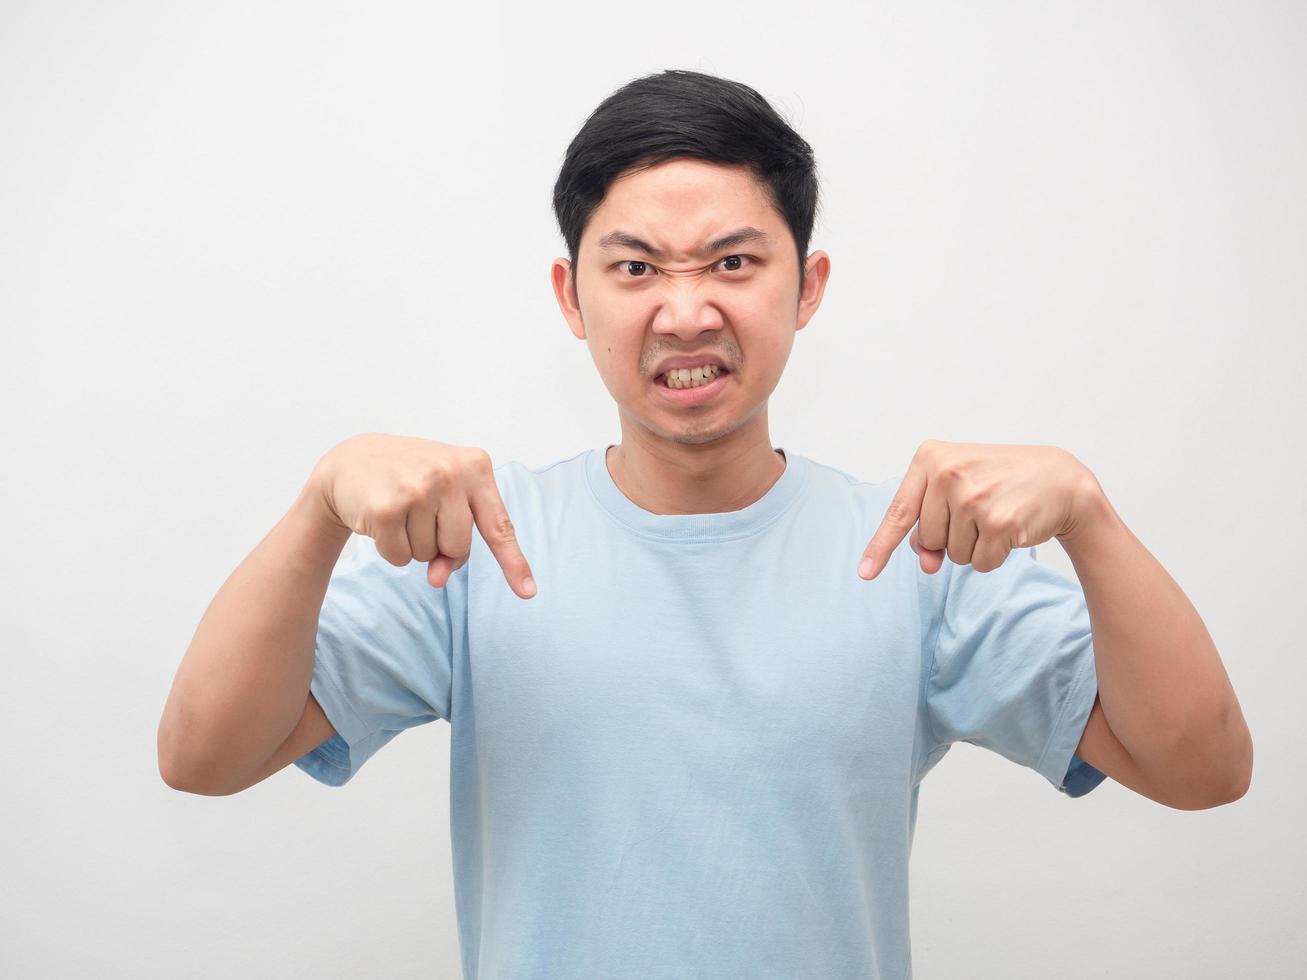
[
  {"x1": 296, "y1": 461, "x2": 352, "y2": 543},
  {"x1": 1056, "y1": 470, "x2": 1116, "y2": 548}
]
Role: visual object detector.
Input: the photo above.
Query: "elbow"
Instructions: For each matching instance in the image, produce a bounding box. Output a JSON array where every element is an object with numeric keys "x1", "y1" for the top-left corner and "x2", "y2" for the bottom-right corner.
[
  {"x1": 157, "y1": 723, "x2": 236, "y2": 796},
  {"x1": 158, "y1": 749, "x2": 201, "y2": 794},
  {"x1": 1168, "y1": 723, "x2": 1253, "y2": 811},
  {"x1": 159, "y1": 753, "x2": 184, "y2": 792},
  {"x1": 1223, "y1": 725, "x2": 1254, "y2": 805},
  {"x1": 157, "y1": 719, "x2": 187, "y2": 791},
  {"x1": 158, "y1": 718, "x2": 196, "y2": 793},
  {"x1": 1169, "y1": 775, "x2": 1248, "y2": 811},
  {"x1": 1215, "y1": 714, "x2": 1254, "y2": 807},
  {"x1": 159, "y1": 757, "x2": 236, "y2": 796}
]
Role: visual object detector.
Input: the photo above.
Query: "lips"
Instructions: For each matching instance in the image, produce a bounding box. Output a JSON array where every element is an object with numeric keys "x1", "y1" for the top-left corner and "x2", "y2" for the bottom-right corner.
[{"x1": 652, "y1": 368, "x2": 731, "y2": 404}]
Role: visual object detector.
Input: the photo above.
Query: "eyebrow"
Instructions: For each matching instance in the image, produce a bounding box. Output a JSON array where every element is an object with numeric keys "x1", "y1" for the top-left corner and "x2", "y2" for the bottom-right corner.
[{"x1": 596, "y1": 226, "x2": 773, "y2": 261}]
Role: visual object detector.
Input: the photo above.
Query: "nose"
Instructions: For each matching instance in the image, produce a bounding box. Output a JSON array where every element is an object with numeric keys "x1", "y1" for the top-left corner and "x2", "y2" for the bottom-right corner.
[{"x1": 649, "y1": 277, "x2": 726, "y2": 340}]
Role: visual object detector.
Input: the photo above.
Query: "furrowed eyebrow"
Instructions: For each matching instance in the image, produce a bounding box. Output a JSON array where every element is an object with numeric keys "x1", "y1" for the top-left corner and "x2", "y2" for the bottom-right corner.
[{"x1": 596, "y1": 226, "x2": 772, "y2": 261}]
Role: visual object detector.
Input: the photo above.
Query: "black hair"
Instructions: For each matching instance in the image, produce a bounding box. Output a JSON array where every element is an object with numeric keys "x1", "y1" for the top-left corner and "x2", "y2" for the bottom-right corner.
[{"x1": 552, "y1": 69, "x2": 820, "y2": 296}]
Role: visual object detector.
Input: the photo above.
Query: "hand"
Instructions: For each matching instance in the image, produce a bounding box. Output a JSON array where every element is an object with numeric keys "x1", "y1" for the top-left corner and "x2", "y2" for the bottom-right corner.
[
  {"x1": 858, "y1": 440, "x2": 1100, "y2": 579},
  {"x1": 309, "y1": 433, "x2": 537, "y2": 598}
]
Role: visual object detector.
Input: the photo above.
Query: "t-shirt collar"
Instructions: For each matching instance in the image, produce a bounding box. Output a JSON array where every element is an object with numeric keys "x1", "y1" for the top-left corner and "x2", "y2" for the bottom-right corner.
[{"x1": 584, "y1": 443, "x2": 807, "y2": 542}]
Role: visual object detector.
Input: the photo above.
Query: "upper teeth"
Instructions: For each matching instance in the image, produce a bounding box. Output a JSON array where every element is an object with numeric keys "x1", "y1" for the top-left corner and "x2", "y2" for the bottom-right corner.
[{"x1": 664, "y1": 364, "x2": 721, "y2": 388}]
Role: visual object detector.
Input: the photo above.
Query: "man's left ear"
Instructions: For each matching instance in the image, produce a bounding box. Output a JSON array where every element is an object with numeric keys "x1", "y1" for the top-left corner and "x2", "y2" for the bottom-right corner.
[{"x1": 796, "y1": 250, "x2": 831, "y2": 331}]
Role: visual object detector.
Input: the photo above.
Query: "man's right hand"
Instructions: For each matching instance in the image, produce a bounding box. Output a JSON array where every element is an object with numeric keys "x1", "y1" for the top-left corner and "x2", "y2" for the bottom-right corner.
[{"x1": 308, "y1": 433, "x2": 536, "y2": 598}]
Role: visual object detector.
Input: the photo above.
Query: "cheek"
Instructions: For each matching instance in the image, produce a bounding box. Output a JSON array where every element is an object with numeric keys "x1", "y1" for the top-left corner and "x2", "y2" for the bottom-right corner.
[
  {"x1": 586, "y1": 330, "x2": 641, "y2": 382},
  {"x1": 735, "y1": 294, "x2": 796, "y2": 362},
  {"x1": 730, "y1": 270, "x2": 792, "y2": 319}
]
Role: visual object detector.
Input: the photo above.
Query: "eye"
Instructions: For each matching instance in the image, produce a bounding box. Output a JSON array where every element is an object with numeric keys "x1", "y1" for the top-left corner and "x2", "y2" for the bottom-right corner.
[
  {"x1": 618, "y1": 260, "x2": 655, "y2": 277},
  {"x1": 718, "y1": 255, "x2": 752, "y2": 273}
]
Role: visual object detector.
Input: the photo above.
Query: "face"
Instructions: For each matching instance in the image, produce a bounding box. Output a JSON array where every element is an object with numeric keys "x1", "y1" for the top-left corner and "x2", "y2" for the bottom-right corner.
[{"x1": 551, "y1": 158, "x2": 830, "y2": 449}]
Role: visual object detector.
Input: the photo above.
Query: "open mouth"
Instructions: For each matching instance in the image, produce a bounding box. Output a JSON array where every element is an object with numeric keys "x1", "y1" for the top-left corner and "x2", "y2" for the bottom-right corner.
[
  {"x1": 653, "y1": 365, "x2": 731, "y2": 404},
  {"x1": 656, "y1": 365, "x2": 730, "y2": 389}
]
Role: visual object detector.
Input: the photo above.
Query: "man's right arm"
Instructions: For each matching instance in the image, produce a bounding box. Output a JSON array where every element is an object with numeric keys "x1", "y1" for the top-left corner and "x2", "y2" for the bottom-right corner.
[
  {"x1": 202, "y1": 689, "x2": 339, "y2": 797},
  {"x1": 157, "y1": 473, "x2": 351, "y2": 795}
]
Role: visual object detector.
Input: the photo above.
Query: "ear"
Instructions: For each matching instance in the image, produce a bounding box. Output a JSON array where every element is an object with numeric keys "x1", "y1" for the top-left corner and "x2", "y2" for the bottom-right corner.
[
  {"x1": 795, "y1": 250, "x2": 831, "y2": 332},
  {"x1": 551, "y1": 258, "x2": 586, "y2": 340}
]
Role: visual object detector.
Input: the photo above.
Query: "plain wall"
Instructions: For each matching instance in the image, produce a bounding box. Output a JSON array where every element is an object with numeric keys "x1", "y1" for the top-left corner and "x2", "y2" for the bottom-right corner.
[{"x1": 2, "y1": 1, "x2": 1303, "y2": 976}]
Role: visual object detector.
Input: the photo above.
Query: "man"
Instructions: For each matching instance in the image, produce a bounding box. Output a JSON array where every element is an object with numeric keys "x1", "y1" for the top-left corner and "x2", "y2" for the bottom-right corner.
[{"x1": 161, "y1": 69, "x2": 1252, "y2": 979}]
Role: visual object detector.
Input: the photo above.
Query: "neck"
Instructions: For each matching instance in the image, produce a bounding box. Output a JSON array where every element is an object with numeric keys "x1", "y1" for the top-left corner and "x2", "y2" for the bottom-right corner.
[{"x1": 605, "y1": 418, "x2": 786, "y2": 516}]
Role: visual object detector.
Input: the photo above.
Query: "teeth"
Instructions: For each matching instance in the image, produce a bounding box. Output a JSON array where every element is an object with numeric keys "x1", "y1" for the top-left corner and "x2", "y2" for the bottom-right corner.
[{"x1": 664, "y1": 364, "x2": 721, "y2": 389}]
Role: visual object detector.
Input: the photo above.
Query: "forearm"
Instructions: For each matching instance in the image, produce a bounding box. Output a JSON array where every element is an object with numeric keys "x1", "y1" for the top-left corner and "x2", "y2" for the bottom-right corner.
[
  {"x1": 158, "y1": 469, "x2": 351, "y2": 793},
  {"x1": 1058, "y1": 485, "x2": 1252, "y2": 801}
]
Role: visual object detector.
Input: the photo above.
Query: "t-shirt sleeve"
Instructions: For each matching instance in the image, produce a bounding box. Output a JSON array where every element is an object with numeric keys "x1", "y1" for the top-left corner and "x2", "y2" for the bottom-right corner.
[
  {"x1": 293, "y1": 535, "x2": 466, "y2": 787},
  {"x1": 922, "y1": 544, "x2": 1108, "y2": 798}
]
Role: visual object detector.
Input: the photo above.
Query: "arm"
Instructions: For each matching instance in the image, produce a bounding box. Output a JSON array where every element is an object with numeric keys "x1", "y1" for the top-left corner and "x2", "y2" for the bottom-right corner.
[
  {"x1": 1060, "y1": 484, "x2": 1253, "y2": 810},
  {"x1": 157, "y1": 468, "x2": 351, "y2": 795}
]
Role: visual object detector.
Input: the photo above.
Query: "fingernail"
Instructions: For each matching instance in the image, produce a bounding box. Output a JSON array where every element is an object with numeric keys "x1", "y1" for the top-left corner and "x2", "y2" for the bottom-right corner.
[
  {"x1": 859, "y1": 556, "x2": 875, "y2": 578},
  {"x1": 522, "y1": 576, "x2": 536, "y2": 597}
]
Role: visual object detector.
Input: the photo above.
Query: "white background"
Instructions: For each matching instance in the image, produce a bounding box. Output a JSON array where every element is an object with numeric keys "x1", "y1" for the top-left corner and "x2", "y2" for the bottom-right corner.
[{"x1": 2, "y1": 1, "x2": 1303, "y2": 976}]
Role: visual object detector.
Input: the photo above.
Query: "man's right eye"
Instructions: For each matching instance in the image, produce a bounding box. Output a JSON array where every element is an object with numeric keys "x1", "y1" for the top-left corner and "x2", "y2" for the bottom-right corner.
[{"x1": 619, "y1": 260, "x2": 653, "y2": 277}]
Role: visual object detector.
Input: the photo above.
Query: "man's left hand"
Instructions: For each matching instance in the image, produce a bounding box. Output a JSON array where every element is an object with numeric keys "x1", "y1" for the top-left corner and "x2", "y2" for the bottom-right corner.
[{"x1": 858, "y1": 440, "x2": 1101, "y2": 579}]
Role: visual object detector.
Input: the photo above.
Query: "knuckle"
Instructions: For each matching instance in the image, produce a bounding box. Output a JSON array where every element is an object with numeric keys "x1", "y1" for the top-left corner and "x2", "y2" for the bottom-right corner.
[
  {"x1": 938, "y1": 460, "x2": 966, "y2": 482},
  {"x1": 416, "y1": 466, "x2": 446, "y2": 495},
  {"x1": 988, "y1": 517, "x2": 1019, "y2": 548},
  {"x1": 488, "y1": 512, "x2": 518, "y2": 542},
  {"x1": 884, "y1": 498, "x2": 915, "y2": 526},
  {"x1": 957, "y1": 483, "x2": 987, "y2": 516},
  {"x1": 371, "y1": 500, "x2": 406, "y2": 525},
  {"x1": 396, "y1": 480, "x2": 427, "y2": 505},
  {"x1": 989, "y1": 511, "x2": 1018, "y2": 535},
  {"x1": 427, "y1": 456, "x2": 455, "y2": 487},
  {"x1": 450, "y1": 448, "x2": 486, "y2": 480}
]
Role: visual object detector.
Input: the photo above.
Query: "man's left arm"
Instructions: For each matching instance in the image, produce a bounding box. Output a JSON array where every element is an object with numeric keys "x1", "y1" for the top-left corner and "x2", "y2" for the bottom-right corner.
[
  {"x1": 858, "y1": 439, "x2": 1253, "y2": 811},
  {"x1": 1057, "y1": 482, "x2": 1253, "y2": 810}
]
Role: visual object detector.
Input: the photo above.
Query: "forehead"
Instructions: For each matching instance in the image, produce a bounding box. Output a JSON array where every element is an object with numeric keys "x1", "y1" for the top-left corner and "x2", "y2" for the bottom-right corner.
[{"x1": 581, "y1": 158, "x2": 786, "y2": 257}]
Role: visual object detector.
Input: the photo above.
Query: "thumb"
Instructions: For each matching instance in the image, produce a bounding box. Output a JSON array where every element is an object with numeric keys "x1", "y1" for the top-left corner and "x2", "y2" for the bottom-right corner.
[{"x1": 428, "y1": 553, "x2": 457, "y2": 589}]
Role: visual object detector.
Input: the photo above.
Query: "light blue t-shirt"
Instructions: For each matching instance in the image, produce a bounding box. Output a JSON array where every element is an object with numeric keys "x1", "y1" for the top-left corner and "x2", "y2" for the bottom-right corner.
[{"x1": 295, "y1": 445, "x2": 1106, "y2": 979}]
